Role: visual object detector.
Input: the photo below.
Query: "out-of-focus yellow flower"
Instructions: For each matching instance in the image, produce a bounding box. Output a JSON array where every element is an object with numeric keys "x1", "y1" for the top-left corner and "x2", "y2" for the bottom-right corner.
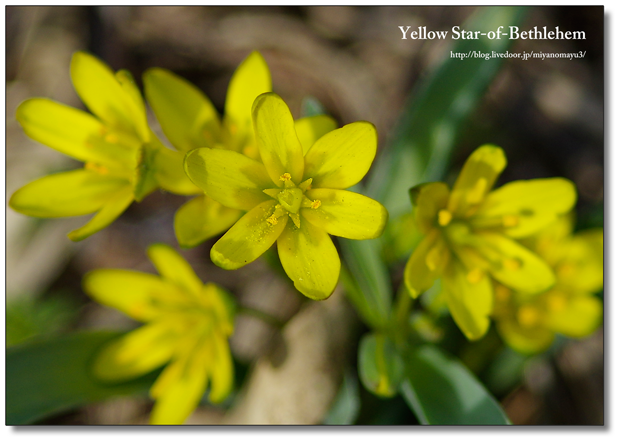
[
  {"x1": 9, "y1": 52, "x2": 197, "y2": 241},
  {"x1": 404, "y1": 145, "x2": 576, "y2": 340},
  {"x1": 493, "y1": 216, "x2": 603, "y2": 354},
  {"x1": 185, "y1": 92, "x2": 388, "y2": 300},
  {"x1": 83, "y1": 244, "x2": 235, "y2": 425},
  {"x1": 144, "y1": 52, "x2": 338, "y2": 248}
]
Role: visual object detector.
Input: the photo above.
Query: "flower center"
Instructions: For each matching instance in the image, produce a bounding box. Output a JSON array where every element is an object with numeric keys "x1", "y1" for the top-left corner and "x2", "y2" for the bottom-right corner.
[{"x1": 262, "y1": 174, "x2": 321, "y2": 229}]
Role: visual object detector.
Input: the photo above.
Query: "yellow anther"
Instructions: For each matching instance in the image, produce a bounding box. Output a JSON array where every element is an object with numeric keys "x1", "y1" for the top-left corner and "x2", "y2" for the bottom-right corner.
[
  {"x1": 466, "y1": 178, "x2": 487, "y2": 205},
  {"x1": 266, "y1": 214, "x2": 279, "y2": 226},
  {"x1": 466, "y1": 268, "x2": 484, "y2": 284},
  {"x1": 517, "y1": 306, "x2": 540, "y2": 328},
  {"x1": 502, "y1": 215, "x2": 520, "y2": 228},
  {"x1": 310, "y1": 200, "x2": 321, "y2": 209},
  {"x1": 503, "y1": 258, "x2": 521, "y2": 271},
  {"x1": 437, "y1": 209, "x2": 453, "y2": 226},
  {"x1": 546, "y1": 292, "x2": 567, "y2": 312},
  {"x1": 557, "y1": 263, "x2": 576, "y2": 279},
  {"x1": 495, "y1": 284, "x2": 511, "y2": 302},
  {"x1": 279, "y1": 173, "x2": 292, "y2": 182},
  {"x1": 425, "y1": 246, "x2": 442, "y2": 271},
  {"x1": 85, "y1": 162, "x2": 109, "y2": 175},
  {"x1": 104, "y1": 133, "x2": 119, "y2": 144}
]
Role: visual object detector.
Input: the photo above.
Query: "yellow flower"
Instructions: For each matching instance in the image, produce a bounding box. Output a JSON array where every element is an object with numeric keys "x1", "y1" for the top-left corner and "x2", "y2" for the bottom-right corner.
[
  {"x1": 83, "y1": 244, "x2": 234, "y2": 425},
  {"x1": 144, "y1": 51, "x2": 336, "y2": 248},
  {"x1": 184, "y1": 92, "x2": 388, "y2": 300},
  {"x1": 493, "y1": 216, "x2": 603, "y2": 354},
  {"x1": 9, "y1": 52, "x2": 196, "y2": 241},
  {"x1": 404, "y1": 145, "x2": 576, "y2": 340}
]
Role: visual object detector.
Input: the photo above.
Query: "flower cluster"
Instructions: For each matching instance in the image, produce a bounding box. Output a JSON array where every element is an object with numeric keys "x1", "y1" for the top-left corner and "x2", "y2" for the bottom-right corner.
[
  {"x1": 144, "y1": 51, "x2": 339, "y2": 248},
  {"x1": 493, "y1": 216, "x2": 603, "y2": 353},
  {"x1": 9, "y1": 48, "x2": 602, "y2": 425},
  {"x1": 185, "y1": 92, "x2": 388, "y2": 300},
  {"x1": 83, "y1": 244, "x2": 235, "y2": 424},
  {"x1": 10, "y1": 52, "x2": 197, "y2": 241},
  {"x1": 404, "y1": 145, "x2": 577, "y2": 340}
]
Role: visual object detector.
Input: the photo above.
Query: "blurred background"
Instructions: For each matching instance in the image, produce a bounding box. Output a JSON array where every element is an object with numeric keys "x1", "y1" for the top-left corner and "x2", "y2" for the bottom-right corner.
[{"x1": 5, "y1": 6, "x2": 604, "y2": 425}]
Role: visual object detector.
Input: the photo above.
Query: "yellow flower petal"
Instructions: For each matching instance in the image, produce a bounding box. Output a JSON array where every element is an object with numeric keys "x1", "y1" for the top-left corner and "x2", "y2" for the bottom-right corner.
[
  {"x1": 70, "y1": 52, "x2": 149, "y2": 141},
  {"x1": 174, "y1": 195, "x2": 242, "y2": 248},
  {"x1": 303, "y1": 121, "x2": 377, "y2": 189},
  {"x1": 204, "y1": 284, "x2": 236, "y2": 334},
  {"x1": 9, "y1": 169, "x2": 127, "y2": 218},
  {"x1": 546, "y1": 293, "x2": 602, "y2": 338},
  {"x1": 301, "y1": 188, "x2": 388, "y2": 240},
  {"x1": 211, "y1": 200, "x2": 287, "y2": 269},
  {"x1": 209, "y1": 334, "x2": 234, "y2": 403},
  {"x1": 409, "y1": 182, "x2": 450, "y2": 233},
  {"x1": 404, "y1": 230, "x2": 450, "y2": 299},
  {"x1": 447, "y1": 145, "x2": 506, "y2": 217},
  {"x1": 294, "y1": 115, "x2": 338, "y2": 155},
  {"x1": 146, "y1": 243, "x2": 203, "y2": 296},
  {"x1": 473, "y1": 178, "x2": 577, "y2": 238},
  {"x1": 150, "y1": 139, "x2": 202, "y2": 195},
  {"x1": 144, "y1": 67, "x2": 221, "y2": 152},
  {"x1": 115, "y1": 69, "x2": 148, "y2": 130},
  {"x1": 92, "y1": 320, "x2": 180, "y2": 382},
  {"x1": 496, "y1": 320, "x2": 555, "y2": 354},
  {"x1": 557, "y1": 229, "x2": 604, "y2": 292},
  {"x1": 16, "y1": 98, "x2": 137, "y2": 169},
  {"x1": 277, "y1": 220, "x2": 340, "y2": 300},
  {"x1": 149, "y1": 348, "x2": 209, "y2": 425},
  {"x1": 83, "y1": 269, "x2": 181, "y2": 321},
  {"x1": 67, "y1": 186, "x2": 134, "y2": 241},
  {"x1": 252, "y1": 93, "x2": 305, "y2": 185},
  {"x1": 185, "y1": 147, "x2": 272, "y2": 211},
  {"x1": 224, "y1": 51, "x2": 271, "y2": 150},
  {"x1": 442, "y1": 260, "x2": 493, "y2": 340},
  {"x1": 477, "y1": 232, "x2": 556, "y2": 294}
]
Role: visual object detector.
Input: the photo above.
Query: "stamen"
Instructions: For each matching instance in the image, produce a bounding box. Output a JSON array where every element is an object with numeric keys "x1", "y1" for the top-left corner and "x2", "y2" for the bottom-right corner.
[
  {"x1": 546, "y1": 292, "x2": 567, "y2": 312},
  {"x1": 85, "y1": 162, "x2": 109, "y2": 175},
  {"x1": 279, "y1": 173, "x2": 292, "y2": 182},
  {"x1": 298, "y1": 178, "x2": 313, "y2": 192},
  {"x1": 466, "y1": 268, "x2": 484, "y2": 284},
  {"x1": 502, "y1": 215, "x2": 519, "y2": 228},
  {"x1": 104, "y1": 133, "x2": 119, "y2": 144},
  {"x1": 263, "y1": 188, "x2": 281, "y2": 199},
  {"x1": 557, "y1": 263, "x2": 575, "y2": 279},
  {"x1": 425, "y1": 246, "x2": 442, "y2": 271},
  {"x1": 495, "y1": 285, "x2": 511, "y2": 302},
  {"x1": 438, "y1": 209, "x2": 453, "y2": 226},
  {"x1": 310, "y1": 200, "x2": 321, "y2": 209},
  {"x1": 517, "y1": 306, "x2": 539, "y2": 328},
  {"x1": 289, "y1": 212, "x2": 301, "y2": 229},
  {"x1": 266, "y1": 214, "x2": 279, "y2": 226},
  {"x1": 503, "y1": 258, "x2": 522, "y2": 271}
]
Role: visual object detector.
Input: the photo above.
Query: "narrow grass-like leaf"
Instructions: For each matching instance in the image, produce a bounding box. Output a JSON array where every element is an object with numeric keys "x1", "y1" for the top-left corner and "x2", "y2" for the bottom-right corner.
[
  {"x1": 6, "y1": 331, "x2": 158, "y2": 425},
  {"x1": 367, "y1": 6, "x2": 529, "y2": 218},
  {"x1": 401, "y1": 344, "x2": 511, "y2": 425}
]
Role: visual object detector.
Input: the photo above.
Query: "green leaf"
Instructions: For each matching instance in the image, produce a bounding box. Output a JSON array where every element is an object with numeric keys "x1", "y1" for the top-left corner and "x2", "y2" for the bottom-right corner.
[
  {"x1": 6, "y1": 331, "x2": 158, "y2": 424},
  {"x1": 6, "y1": 295, "x2": 80, "y2": 347},
  {"x1": 400, "y1": 344, "x2": 511, "y2": 425},
  {"x1": 323, "y1": 371, "x2": 361, "y2": 425},
  {"x1": 367, "y1": 6, "x2": 529, "y2": 218},
  {"x1": 358, "y1": 333, "x2": 404, "y2": 398},
  {"x1": 340, "y1": 236, "x2": 392, "y2": 329}
]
